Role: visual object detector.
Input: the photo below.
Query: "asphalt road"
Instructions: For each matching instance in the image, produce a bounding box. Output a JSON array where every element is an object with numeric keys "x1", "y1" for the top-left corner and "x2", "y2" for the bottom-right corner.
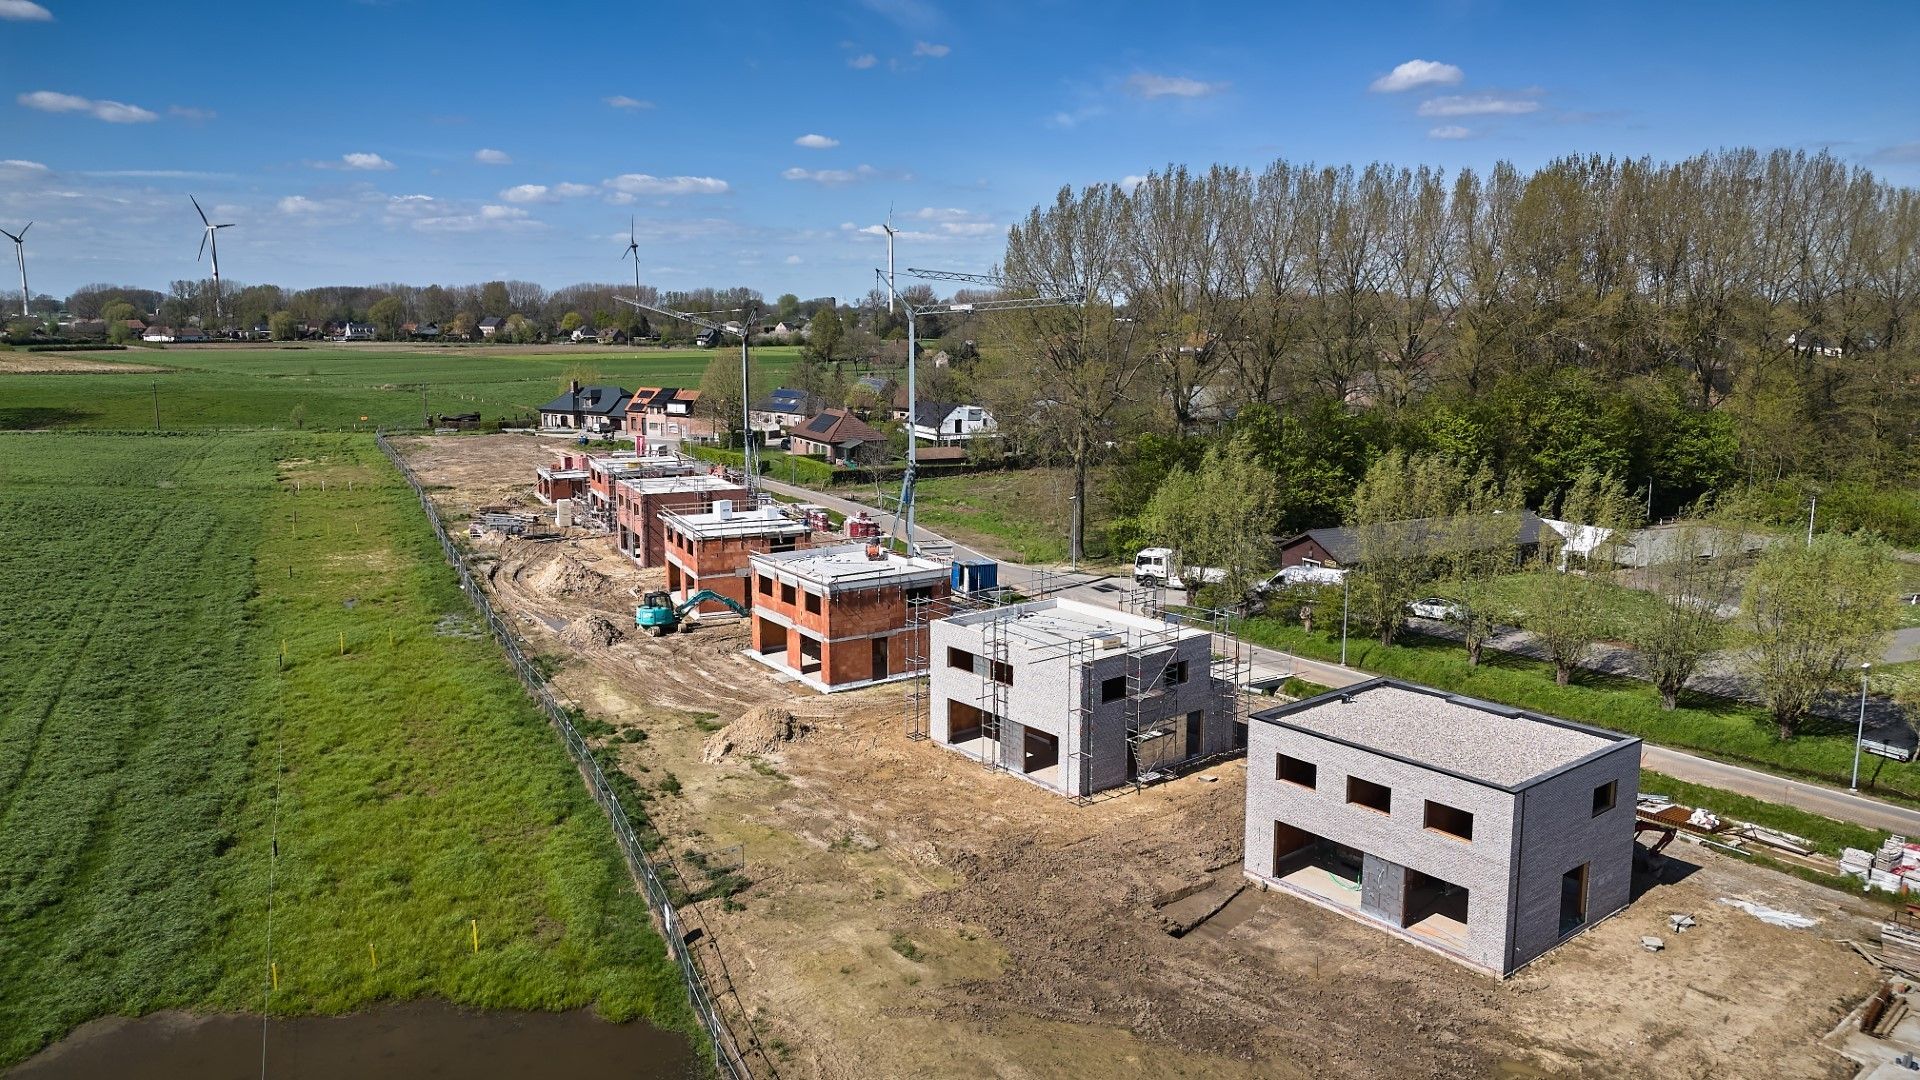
[{"x1": 757, "y1": 475, "x2": 1920, "y2": 837}]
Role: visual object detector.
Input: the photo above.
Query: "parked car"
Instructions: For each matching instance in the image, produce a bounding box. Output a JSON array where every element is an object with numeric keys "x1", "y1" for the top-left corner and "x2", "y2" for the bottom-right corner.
[{"x1": 1407, "y1": 597, "x2": 1466, "y2": 621}]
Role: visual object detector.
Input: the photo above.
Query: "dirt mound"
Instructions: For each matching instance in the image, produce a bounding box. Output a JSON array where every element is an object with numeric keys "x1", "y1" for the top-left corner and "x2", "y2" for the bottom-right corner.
[
  {"x1": 701, "y1": 705, "x2": 803, "y2": 763},
  {"x1": 531, "y1": 553, "x2": 610, "y2": 599},
  {"x1": 561, "y1": 614, "x2": 627, "y2": 648}
]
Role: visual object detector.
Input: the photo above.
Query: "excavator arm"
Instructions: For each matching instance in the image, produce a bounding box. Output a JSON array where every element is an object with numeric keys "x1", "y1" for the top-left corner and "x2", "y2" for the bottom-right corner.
[{"x1": 676, "y1": 589, "x2": 750, "y2": 619}]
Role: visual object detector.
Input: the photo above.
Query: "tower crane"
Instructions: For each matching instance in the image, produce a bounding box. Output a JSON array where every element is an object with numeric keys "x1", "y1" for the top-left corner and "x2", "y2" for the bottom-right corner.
[
  {"x1": 614, "y1": 296, "x2": 760, "y2": 492},
  {"x1": 874, "y1": 248, "x2": 1084, "y2": 556}
]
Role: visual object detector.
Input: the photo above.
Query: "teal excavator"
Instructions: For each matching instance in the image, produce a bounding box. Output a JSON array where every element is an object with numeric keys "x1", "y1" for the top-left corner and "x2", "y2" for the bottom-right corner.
[{"x1": 634, "y1": 589, "x2": 749, "y2": 637}]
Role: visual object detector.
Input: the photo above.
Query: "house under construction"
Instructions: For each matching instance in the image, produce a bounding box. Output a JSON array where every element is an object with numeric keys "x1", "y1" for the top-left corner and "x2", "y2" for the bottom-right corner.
[
  {"x1": 926, "y1": 598, "x2": 1248, "y2": 797},
  {"x1": 662, "y1": 502, "x2": 812, "y2": 615},
  {"x1": 746, "y1": 543, "x2": 951, "y2": 692}
]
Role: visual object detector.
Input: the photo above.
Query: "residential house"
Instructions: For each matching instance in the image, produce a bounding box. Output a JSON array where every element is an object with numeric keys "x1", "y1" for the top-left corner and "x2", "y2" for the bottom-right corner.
[
  {"x1": 626, "y1": 387, "x2": 713, "y2": 452},
  {"x1": 746, "y1": 543, "x2": 951, "y2": 692},
  {"x1": 695, "y1": 326, "x2": 727, "y2": 348},
  {"x1": 771, "y1": 319, "x2": 808, "y2": 341},
  {"x1": 412, "y1": 322, "x2": 442, "y2": 340},
  {"x1": 750, "y1": 387, "x2": 824, "y2": 439},
  {"x1": 1276, "y1": 512, "x2": 1548, "y2": 572},
  {"x1": 537, "y1": 381, "x2": 632, "y2": 434},
  {"x1": 338, "y1": 322, "x2": 376, "y2": 342},
  {"x1": 612, "y1": 474, "x2": 747, "y2": 568},
  {"x1": 1244, "y1": 678, "x2": 1640, "y2": 976},
  {"x1": 789, "y1": 408, "x2": 885, "y2": 465},
  {"x1": 597, "y1": 327, "x2": 629, "y2": 345},
  {"x1": 478, "y1": 316, "x2": 506, "y2": 339},
  {"x1": 909, "y1": 402, "x2": 994, "y2": 445},
  {"x1": 662, "y1": 502, "x2": 811, "y2": 614}
]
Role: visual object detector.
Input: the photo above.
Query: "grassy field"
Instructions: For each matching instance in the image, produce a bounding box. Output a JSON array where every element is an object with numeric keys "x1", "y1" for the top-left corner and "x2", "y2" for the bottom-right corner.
[
  {"x1": 0, "y1": 432, "x2": 689, "y2": 1066},
  {"x1": 1236, "y1": 616, "x2": 1920, "y2": 804},
  {"x1": 912, "y1": 468, "x2": 1115, "y2": 564},
  {"x1": 0, "y1": 345, "x2": 798, "y2": 433}
]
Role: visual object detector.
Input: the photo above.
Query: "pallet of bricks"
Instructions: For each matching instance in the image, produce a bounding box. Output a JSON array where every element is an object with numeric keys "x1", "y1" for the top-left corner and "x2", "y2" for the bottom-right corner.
[{"x1": 1843, "y1": 835, "x2": 1920, "y2": 895}]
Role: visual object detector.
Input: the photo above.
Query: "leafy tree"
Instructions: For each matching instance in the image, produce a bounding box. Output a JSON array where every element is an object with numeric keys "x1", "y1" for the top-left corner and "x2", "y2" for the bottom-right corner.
[
  {"x1": 1625, "y1": 522, "x2": 1739, "y2": 709},
  {"x1": 1347, "y1": 449, "x2": 1470, "y2": 645},
  {"x1": 479, "y1": 281, "x2": 511, "y2": 317},
  {"x1": 448, "y1": 312, "x2": 477, "y2": 340},
  {"x1": 368, "y1": 296, "x2": 406, "y2": 341},
  {"x1": 560, "y1": 311, "x2": 584, "y2": 333},
  {"x1": 101, "y1": 301, "x2": 136, "y2": 343},
  {"x1": 269, "y1": 310, "x2": 299, "y2": 341},
  {"x1": 1512, "y1": 467, "x2": 1639, "y2": 685},
  {"x1": 806, "y1": 305, "x2": 844, "y2": 361},
  {"x1": 1741, "y1": 533, "x2": 1901, "y2": 739},
  {"x1": 1141, "y1": 436, "x2": 1282, "y2": 603},
  {"x1": 290, "y1": 404, "x2": 308, "y2": 430},
  {"x1": 1439, "y1": 466, "x2": 1528, "y2": 666},
  {"x1": 775, "y1": 293, "x2": 800, "y2": 322}
]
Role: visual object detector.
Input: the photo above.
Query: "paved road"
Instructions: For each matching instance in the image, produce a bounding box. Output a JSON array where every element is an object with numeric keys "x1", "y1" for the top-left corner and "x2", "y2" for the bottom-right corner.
[{"x1": 758, "y1": 475, "x2": 1920, "y2": 836}]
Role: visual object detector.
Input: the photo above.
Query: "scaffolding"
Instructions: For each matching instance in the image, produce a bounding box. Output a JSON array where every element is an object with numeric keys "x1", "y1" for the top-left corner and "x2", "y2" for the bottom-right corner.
[
  {"x1": 903, "y1": 589, "x2": 996, "y2": 741},
  {"x1": 976, "y1": 609, "x2": 1011, "y2": 772},
  {"x1": 1123, "y1": 623, "x2": 1184, "y2": 792}
]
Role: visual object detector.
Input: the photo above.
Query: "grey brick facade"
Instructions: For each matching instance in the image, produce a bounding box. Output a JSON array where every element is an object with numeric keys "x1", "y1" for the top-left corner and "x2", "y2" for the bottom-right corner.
[
  {"x1": 928, "y1": 600, "x2": 1238, "y2": 797},
  {"x1": 1242, "y1": 679, "x2": 1639, "y2": 976}
]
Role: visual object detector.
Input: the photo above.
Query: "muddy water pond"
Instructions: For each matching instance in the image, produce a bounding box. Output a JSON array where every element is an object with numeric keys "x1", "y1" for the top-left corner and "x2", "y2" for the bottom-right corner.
[{"x1": 8, "y1": 1000, "x2": 697, "y2": 1079}]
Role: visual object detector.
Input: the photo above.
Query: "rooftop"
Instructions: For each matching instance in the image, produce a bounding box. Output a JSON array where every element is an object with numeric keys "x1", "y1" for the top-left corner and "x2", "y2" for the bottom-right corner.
[
  {"x1": 665, "y1": 504, "x2": 810, "y2": 540},
  {"x1": 1252, "y1": 679, "x2": 1632, "y2": 789},
  {"x1": 944, "y1": 598, "x2": 1205, "y2": 652},
  {"x1": 751, "y1": 542, "x2": 947, "y2": 591},
  {"x1": 615, "y1": 474, "x2": 744, "y2": 496}
]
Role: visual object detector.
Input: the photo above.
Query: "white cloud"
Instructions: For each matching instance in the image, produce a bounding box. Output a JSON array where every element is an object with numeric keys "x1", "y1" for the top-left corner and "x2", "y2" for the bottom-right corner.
[
  {"x1": 0, "y1": 1, "x2": 53, "y2": 21},
  {"x1": 553, "y1": 182, "x2": 595, "y2": 197},
  {"x1": 501, "y1": 184, "x2": 550, "y2": 203},
  {"x1": 1125, "y1": 73, "x2": 1226, "y2": 100},
  {"x1": 781, "y1": 164, "x2": 878, "y2": 186},
  {"x1": 390, "y1": 194, "x2": 434, "y2": 204},
  {"x1": 278, "y1": 195, "x2": 322, "y2": 214},
  {"x1": 481, "y1": 204, "x2": 526, "y2": 220},
  {"x1": 1417, "y1": 94, "x2": 1540, "y2": 117},
  {"x1": 912, "y1": 41, "x2": 950, "y2": 57},
  {"x1": 1428, "y1": 125, "x2": 1472, "y2": 140},
  {"x1": 1369, "y1": 59, "x2": 1464, "y2": 93},
  {"x1": 504, "y1": 182, "x2": 596, "y2": 202},
  {"x1": 912, "y1": 207, "x2": 982, "y2": 221},
  {"x1": 848, "y1": 53, "x2": 878, "y2": 69},
  {"x1": 168, "y1": 105, "x2": 215, "y2": 121},
  {"x1": 1046, "y1": 104, "x2": 1106, "y2": 130},
  {"x1": 785, "y1": 254, "x2": 803, "y2": 265},
  {"x1": 1120, "y1": 174, "x2": 1149, "y2": 193},
  {"x1": 939, "y1": 222, "x2": 998, "y2": 237},
  {"x1": 474, "y1": 148, "x2": 512, "y2": 165},
  {"x1": 339, "y1": 152, "x2": 395, "y2": 170},
  {"x1": 18, "y1": 90, "x2": 157, "y2": 123},
  {"x1": 605, "y1": 95, "x2": 654, "y2": 110},
  {"x1": 605, "y1": 173, "x2": 730, "y2": 195},
  {"x1": 0, "y1": 159, "x2": 49, "y2": 174},
  {"x1": 794, "y1": 133, "x2": 840, "y2": 149}
]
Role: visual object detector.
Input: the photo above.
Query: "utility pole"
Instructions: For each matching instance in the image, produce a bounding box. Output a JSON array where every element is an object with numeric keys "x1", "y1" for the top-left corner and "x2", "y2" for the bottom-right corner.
[
  {"x1": 152, "y1": 382, "x2": 160, "y2": 430},
  {"x1": 422, "y1": 384, "x2": 429, "y2": 431},
  {"x1": 1852, "y1": 662, "x2": 1872, "y2": 791},
  {"x1": 1808, "y1": 495, "x2": 1817, "y2": 548},
  {"x1": 613, "y1": 297, "x2": 758, "y2": 494}
]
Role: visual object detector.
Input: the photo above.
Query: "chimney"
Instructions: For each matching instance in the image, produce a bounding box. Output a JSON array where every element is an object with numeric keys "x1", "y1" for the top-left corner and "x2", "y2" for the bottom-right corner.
[
  {"x1": 715, "y1": 500, "x2": 733, "y2": 520},
  {"x1": 570, "y1": 379, "x2": 580, "y2": 395}
]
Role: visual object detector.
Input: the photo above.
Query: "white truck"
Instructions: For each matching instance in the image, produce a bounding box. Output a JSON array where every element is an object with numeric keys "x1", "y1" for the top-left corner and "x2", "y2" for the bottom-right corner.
[{"x1": 1132, "y1": 547, "x2": 1227, "y2": 591}]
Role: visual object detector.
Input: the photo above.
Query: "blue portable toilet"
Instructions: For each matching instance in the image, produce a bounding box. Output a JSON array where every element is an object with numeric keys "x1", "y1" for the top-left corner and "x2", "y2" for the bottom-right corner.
[{"x1": 951, "y1": 557, "x2": 998, "y2": 596}]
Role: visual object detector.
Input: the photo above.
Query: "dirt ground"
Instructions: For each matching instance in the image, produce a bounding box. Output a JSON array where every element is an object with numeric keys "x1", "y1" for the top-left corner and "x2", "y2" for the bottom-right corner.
[
  {"x1": 398, "y1": 432, "x2": 1888, "y2": 1080},
  {"x1": 0, "y1": 354, "x2": 170, "y2": 374}
]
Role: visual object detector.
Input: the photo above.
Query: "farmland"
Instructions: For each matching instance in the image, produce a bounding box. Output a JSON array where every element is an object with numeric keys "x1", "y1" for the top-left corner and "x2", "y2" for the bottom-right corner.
[
  {"x1": 0, "y1": 432, "x2": 690, "y2": 1067},
  {"x1": 0, "y1": 344, "x2": 799, "y2": 432}
]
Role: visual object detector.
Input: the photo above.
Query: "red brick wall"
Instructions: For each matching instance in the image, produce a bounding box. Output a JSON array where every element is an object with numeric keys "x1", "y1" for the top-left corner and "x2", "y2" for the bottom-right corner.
[
  {"x1": 746, "y1": 569, "x2": 950, "y2": 686},
  {"x1": 615, "y1": 485, "x2": 748, "y2": 567},
  {"x1": 1279, "y1": 536, "x2": 1338, "y2": 569}
]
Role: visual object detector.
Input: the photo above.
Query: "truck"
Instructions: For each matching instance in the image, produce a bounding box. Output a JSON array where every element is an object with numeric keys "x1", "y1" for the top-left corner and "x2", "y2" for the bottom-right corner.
[{"x1": 1132, "y1": 547, "x2": 1227, "y2": 591}]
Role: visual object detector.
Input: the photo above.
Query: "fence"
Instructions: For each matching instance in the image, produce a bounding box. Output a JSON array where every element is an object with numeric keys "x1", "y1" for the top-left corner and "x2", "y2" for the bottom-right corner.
[{"x1": 376, "y1": 432, "x2": 753, "y2": 1079}]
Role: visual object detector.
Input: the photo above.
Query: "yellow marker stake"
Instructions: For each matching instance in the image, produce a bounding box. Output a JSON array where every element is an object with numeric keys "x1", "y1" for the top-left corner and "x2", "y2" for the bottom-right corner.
[
  {"x1": 370, "y1": 944, "x2": 378, "y2": 970},
  {"x1": 471, "y1": 919, "x2": 479, "y2": 953},
  {"x1": 340, "y1": 631, "x2": 346, "y2": 656},
  {"x1": 271, "y1": 962, "x2": 279, "y2": 991}
]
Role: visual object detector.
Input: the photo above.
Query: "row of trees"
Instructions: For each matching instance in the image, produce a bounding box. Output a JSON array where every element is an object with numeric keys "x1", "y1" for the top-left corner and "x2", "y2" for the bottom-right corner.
[{"x1": 975, "y1": 147, "x2": 1919, "y2": 562}]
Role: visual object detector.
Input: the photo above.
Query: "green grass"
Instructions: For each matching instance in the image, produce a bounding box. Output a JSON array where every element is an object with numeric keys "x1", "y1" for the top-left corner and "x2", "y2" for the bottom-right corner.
[
  {"x1": 1476, "y1": 571, "x2": 1669, "y2": 631},
  {"x1": 0, "y1": 432, "x2": 691, "y2": 1066},
  {"x1": 1236, "y1": 615, "x2": 1920, "y2": 804},
  {"x1": 911, "y1": 468, "x2": 1112, "y2": 564},
  {"x1": 0, "y1": 345, "x2": 798, "y2": 433}
]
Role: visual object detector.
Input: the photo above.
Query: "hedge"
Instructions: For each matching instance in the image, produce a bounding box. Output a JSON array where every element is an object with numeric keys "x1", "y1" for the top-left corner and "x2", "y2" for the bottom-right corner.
[{"x1": 689, "y1": 445, "x2": 839, "y2": 488}]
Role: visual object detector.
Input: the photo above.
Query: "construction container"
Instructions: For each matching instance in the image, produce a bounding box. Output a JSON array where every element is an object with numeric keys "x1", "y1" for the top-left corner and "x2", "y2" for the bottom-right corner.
[
  {"x1": 555, "y1": 498, "x2": 574, "y2": 528},
  {"x1": 951, "y1": 557, "x2": 998, "y2": 596}
]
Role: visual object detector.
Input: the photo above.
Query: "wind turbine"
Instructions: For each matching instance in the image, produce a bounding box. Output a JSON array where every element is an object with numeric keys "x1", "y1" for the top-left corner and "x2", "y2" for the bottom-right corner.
[
  {"x1": 191, "y1": 195, "x2": 234, "y2": 321},
  {"x1": 621, "y1": 216, "x2": 643, "y2": 299},
  {"x1": 0, "y1": 222, "x2": 28, "y2": 318}
]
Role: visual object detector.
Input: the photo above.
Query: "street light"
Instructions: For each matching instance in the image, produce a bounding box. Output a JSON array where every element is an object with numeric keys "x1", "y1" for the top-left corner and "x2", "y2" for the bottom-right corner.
[
  {"x1": 1340, "y1": 572, "x2": 1351, "y2": 667},
  {"x1": 1851, "y1": 661, "x2": 1872, "y2": 792}
]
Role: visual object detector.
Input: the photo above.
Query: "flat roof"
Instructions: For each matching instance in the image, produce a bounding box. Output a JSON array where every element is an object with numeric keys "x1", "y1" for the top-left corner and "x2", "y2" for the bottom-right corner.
[
  {"x1": 943, "y1": 598, "x2": 1205, "y2": 652},
  {"x1": 1252, "y1": 679, "x2": 1635, "y2": 790},
  {"x1": 665, "y1": 505, "x2": 809, "y2": 540},
  {"x1": 750, "y1": 542, "x2": 947, "y2": 591},
  {"x1": 615, "y1": 474, "x2": 742, "y2": 495}
]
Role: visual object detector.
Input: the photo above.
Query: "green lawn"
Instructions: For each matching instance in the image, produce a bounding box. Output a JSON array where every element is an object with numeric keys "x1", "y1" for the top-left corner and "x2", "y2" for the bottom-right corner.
[
  {"x1": 0, "y1": 345, "x2": 798, "y2": 433},
  {"x1": 1475, "y1": 570, "x2": 1670, "y2": 632},
  {"x1": 1236, "y1": 616, "x2": 1920, "y2": 804},
  {"x1": 911, "y1": 468, "x2": 1115, "y2": 564},
  {"x1": 0, "y1": 432, "x2": 689, "y2": 1066}
]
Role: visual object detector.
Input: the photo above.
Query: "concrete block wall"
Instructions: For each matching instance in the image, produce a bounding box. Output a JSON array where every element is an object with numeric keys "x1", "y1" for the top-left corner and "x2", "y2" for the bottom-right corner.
[
  {"x1": 1243, "y1": 719, "x2": 1520, "y2": 973},
  {"x1": 1507, "y1": 747, "x2": 1640, "y2": 971}
]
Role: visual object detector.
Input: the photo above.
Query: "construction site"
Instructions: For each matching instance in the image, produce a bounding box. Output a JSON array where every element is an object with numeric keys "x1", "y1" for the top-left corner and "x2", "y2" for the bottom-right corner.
[{"x1": 393, "y1": 430, "x2": 1904, "y2": 1080}]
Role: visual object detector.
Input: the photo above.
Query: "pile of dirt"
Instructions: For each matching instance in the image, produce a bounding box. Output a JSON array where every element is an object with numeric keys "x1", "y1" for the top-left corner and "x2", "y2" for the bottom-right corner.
[
  {"x1": 561, "y1": 614, "x2": 627, "y2": 648},
  {"x1": 531, "y1": 553, "x2": 610, "y2": 599},
  {"x1": 701, "y1": 705, "x2": 803, "y2": 763}
]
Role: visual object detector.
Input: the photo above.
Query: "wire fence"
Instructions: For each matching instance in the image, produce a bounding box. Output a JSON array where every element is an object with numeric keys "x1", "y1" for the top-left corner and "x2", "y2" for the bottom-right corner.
[{"x1": 376, "y1": 432, "x2": 753, "y2": 1080}]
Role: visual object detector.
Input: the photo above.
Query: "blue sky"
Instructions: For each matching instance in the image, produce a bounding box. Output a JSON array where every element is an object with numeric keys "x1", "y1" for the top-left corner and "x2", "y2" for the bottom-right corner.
[{"x1": 2, "y1": 0, "x2": 1916, "y2": 302}]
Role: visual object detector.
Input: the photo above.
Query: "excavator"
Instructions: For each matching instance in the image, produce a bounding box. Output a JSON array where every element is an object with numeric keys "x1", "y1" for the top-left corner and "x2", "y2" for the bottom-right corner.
[{"x1": 634, "y1": 589, "x2": 749, "y2": 637}]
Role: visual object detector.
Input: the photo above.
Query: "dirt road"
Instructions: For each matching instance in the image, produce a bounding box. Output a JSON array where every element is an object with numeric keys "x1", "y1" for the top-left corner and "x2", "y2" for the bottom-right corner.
[{"x1": 397, "y1": 434, "x2": 1885, "y2": 1080}]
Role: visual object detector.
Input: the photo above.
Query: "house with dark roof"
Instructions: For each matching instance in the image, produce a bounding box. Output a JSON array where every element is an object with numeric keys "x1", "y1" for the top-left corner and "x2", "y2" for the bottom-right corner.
[
  {"x1": 1277, "y1": 512, "x2": 1548, "y2": 571},
  {"x1": 751, "y1": 387, "x2": 824, "y2": 437},
  {"x1": 478, "y1": 316, "x2": 507, "y2": 338},
  {"x1": 625, "y1": 386, "x2": 713, "y2": 451},
  {"x1": 789, "y1": 408, "x2": 884, "y2": 465},
  {"x1": 908, "y1": 402, "x2": 994, "y2": 445},
  {"x1": 538, "y1": 381, "x2": 632, "y2": 434}
]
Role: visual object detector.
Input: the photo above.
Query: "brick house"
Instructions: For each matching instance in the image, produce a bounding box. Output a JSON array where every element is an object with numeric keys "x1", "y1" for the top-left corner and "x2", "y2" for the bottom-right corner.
[
  {"x1": 538, "y1": 381, "x2": 632, "y2": 434},
  {"x1": 1243, "y1": 678, "x2": 1640, "y2": 976},
  {"x1": 746, "y1": 543, "x2": 950, "y2": 692},
  {"x1": 662, "y1": 502, "x2": 811, "y2": 614},
  {"x1": 612, "y1": 474, "x2": 748, "y2": 568},
  {"x1": 535, "y1": 449, "x2": 592, "y2": 504},
  {"x1": 789, "y1": 408, "x2": 885, "y2": 464},
  {"x1": 626, "y1": 387, "x2": 714, "y2": 452}
]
